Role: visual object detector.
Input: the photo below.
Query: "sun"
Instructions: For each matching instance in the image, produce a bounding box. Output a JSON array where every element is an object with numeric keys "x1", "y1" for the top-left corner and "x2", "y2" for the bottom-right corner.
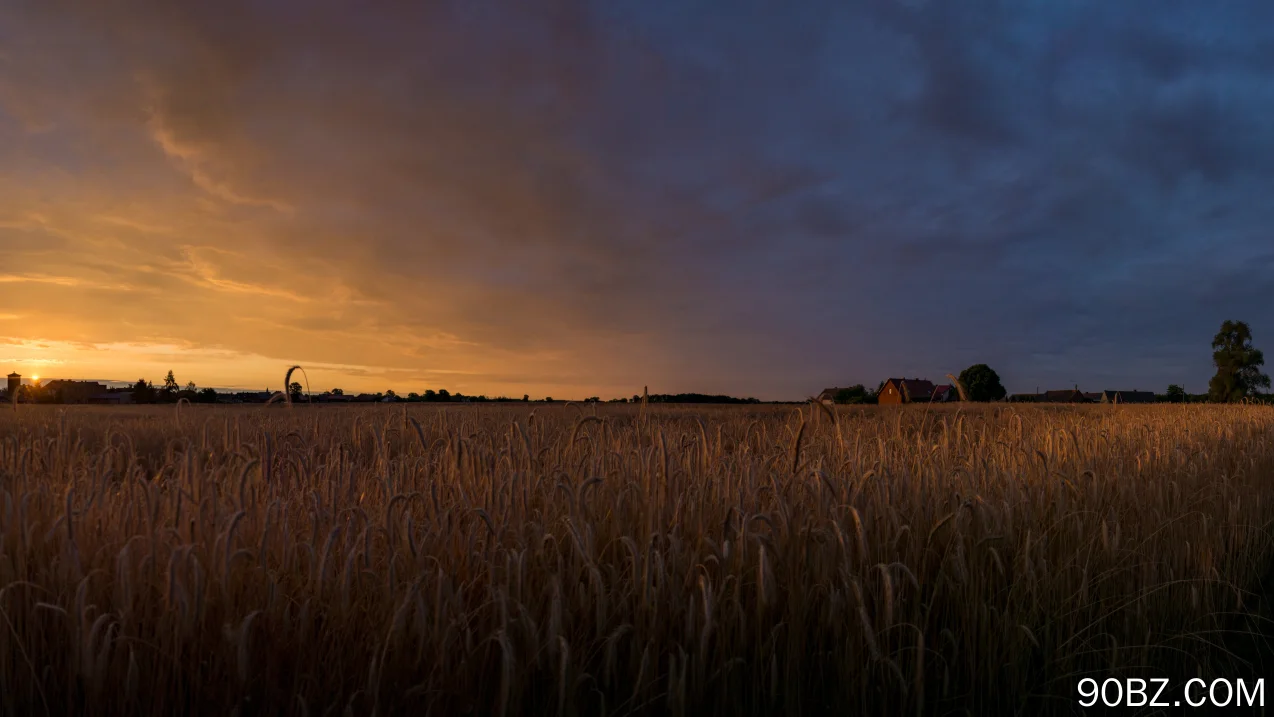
[{"x1": 31, "y1": 374, "x2": 39, "y2": 383}]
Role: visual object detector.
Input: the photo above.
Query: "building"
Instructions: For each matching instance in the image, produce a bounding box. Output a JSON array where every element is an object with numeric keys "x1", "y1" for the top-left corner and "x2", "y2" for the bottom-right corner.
[
  {"x1": 1039, "y1": 389, "x2": 1088, "y2": 403},
  {"x1": 41, "y1": 380, "x2": 108, "y2": 404},
  {"x1": 817, "y1": 387, "x2": 849, "y2": 404},
  {"x1": 317, "y1": 392, "x2": 354, "y2": 403},
  {"x1": 878, "y1": 378, "x2": 936, "y2": 405},
  {"x1": 6, "y1": 373, "x2": 18, "y2": 396},
  {"x1": 1099, "y1": 390, "x2": 1155, "y2": 404},
  {"x1": 931, "y1": 384, "x2": 958, "y2": 402},
  {"x1": 88, "y1": 392, "x2": 133, "y2": 405},
  {"x1": 1082, "y1": 392, "x2": 1103, "y2": 402}
]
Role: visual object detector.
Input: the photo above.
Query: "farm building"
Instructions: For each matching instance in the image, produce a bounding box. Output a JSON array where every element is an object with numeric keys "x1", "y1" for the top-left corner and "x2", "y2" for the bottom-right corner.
[
  {"x1": 1039, "y1": 389, "x2": 1088, "y2": 403},
  {"x1": 878, "y1": 378, "x2": 936, "y2": 405},
  {"x1": 41, "y1": 380, "x2": 108, "y2": 404},
  {"x1": 1099, "y1": 390, "x2": 1155, "y2": 404},
  {"x1": 816, "y1": 387, "x2": 847, "y2": 405},
  {"x1": 88, "y1": 392, "x2": 133, "y2": 405},
  {"x1": 931, "y1": 384, "x2": 958, "y2": 402}
]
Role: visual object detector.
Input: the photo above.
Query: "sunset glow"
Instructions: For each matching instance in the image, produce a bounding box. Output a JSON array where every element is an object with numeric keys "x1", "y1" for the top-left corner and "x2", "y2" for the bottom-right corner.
[{"x1": 1, "y1": 2, "x2": 1270, "y2": 398}]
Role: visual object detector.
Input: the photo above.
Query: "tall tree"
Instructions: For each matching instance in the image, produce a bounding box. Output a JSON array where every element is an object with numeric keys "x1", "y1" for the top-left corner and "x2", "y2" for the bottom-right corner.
[
  {"x1": 132, "y1": 379, "x2": 155, "y2": 404},
  {"x1": 1165, "y1": 384, "x2": 1186, "y2": 402},
  {"x1": 958, "y1": 364, "x2": 1007, "y2": 402},
  {"x1": 833, "y1": 385, "x2": 869, "y2": 404},
  {"x1": 162, "y1": 370, "x2": 178, "y2": 397},
  {"x1": 1208, "y1": 320, "x2": 1270, "y2": 402}
]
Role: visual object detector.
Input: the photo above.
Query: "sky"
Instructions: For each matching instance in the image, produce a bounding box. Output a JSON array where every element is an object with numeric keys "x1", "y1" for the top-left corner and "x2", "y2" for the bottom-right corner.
[{"x1": 1, "y1": 0, "x2": 1272, "y2": 399}]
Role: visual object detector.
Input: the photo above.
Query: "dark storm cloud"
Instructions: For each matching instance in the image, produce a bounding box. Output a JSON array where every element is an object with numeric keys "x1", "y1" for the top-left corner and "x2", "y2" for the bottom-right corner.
[{"x1": 1, "y1": 0, "x2": 1272, "y2": 396}]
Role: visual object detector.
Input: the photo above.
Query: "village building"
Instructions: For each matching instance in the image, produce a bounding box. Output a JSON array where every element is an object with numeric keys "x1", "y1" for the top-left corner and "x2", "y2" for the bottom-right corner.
[
  {"x1": 40, "y1": 380, "x2": 108, "y2": 404},
  {"x1": 877, "y1": 378, "x2": 936, "y2": 405},
  {"x1": 931, "y1": 384, "x2": 958, "y2": 402},
  {"x1": 1099, "y1": 390, "x2": 1155, "y2": 404},
  {"x1": 1039, "y1": 389, "x2": 1088, "y2": 403}
]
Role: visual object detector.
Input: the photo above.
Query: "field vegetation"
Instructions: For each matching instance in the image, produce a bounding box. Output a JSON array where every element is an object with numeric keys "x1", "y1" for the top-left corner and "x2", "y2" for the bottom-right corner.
[{"x1": 1, "y1": 403, "x2": 1273, "y2": 714}]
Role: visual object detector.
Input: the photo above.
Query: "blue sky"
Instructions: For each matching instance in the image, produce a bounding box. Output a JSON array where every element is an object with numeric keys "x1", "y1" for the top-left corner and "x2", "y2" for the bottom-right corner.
[{"x1": 0, "y1": 0, "x2": 1270, "y2": 398}]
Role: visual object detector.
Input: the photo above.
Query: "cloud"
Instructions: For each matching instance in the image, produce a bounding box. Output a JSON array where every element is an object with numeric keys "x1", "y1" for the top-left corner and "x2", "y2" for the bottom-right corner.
[{"x1": 0, "y1": 0, "x2": 1272, "y2": 396}]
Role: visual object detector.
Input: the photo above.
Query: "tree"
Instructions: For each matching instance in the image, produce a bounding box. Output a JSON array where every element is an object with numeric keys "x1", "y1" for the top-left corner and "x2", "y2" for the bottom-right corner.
[
  {"x1": 407, "y1": 392, "x2": 420, "y2": 401},
  {"x1": 132, "y1": 379, "x2": 155, "y2": 404},
  {"x1": 958, "y1": 364, "x2": 1007, "y2": 402},
  {"x1": 437, "y1": 389, "x2": 450, "y2": 401},
  {"x1": 384, "y1": 389, "x2": 397, "y2": 400},
  {"x1": 1165, "y1": 384, "x2": 1186, "y2": 402},
  {"x1": 289, "y1": 382, "x2": 305, "y2": 402},
  {"x1": 424, "y1": 389, "x2": 437, "y2": 401},
  {"x1": 197, "y1": 387, "x2": 218, "y2": 404},
  {"x1": 523, "y1": 394, "x2": 529, "y2": 402},
  {"x1": 1209, "y1": 320, "x2": 1270, "y2": 402},
  {"x1": 162, "y1": 370, "x2": 178, "y2": 397},
  {"x1": 833, "y1": 385, "x2": 869, "y2": 404},
  {"x1": 331, "y1": 388, "x2": 344, "y2": 396}
]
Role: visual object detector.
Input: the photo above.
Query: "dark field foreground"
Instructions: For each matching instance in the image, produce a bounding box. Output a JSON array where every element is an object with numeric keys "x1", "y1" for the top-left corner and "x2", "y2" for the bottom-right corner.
[{"x1": 2, "y1": 403, "x2": 1274, "y2": 715}]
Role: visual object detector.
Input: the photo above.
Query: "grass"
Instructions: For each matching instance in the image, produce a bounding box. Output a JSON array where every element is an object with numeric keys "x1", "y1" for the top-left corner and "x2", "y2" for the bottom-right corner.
[{"x1": 1, "y1": 402, "x2": 1273, "y2": 715}]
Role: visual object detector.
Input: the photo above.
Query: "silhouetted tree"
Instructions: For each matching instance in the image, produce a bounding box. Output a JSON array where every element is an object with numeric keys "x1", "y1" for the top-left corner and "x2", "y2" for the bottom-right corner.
[
  {"x1": 132, "y1": 379, "x2": 155, "y2": 404},
  {"x1": 523, "y1": 394, "x2": 530, "y2": 402},
  {"x1": 331, "y1": 388, "x2": 344, "y2": 396},
  {"x1": 1165, "y1": 384, "x2": 1186, "y2": 402},
  {"x1": 407, "y1": 392, "x2": 420, "y2": 401},
  {"x1": 833, "y1": 385, "x2": 869, "y2": 404},
  {"x1": 289, "y1": 382, "x2": 305, "y2": 402},
  {"x1": 176, "y1": 380, "x2": 198, "y2": 402},
  {"x1": 197, "y1": 387, "x2": 218, "y2": 404},
  {"x1": 958, "y1": 364, "x2": 1007, "y2": 402},
  {"x1": 437, "y1": 389, "x2": 450, "y2": 401},
  {"x1": 1209, "y1": 320, "x2": 1270, "y2": 402},
  {"x1": 162, "y1": 370, "x2": 178, "y2": 400}
]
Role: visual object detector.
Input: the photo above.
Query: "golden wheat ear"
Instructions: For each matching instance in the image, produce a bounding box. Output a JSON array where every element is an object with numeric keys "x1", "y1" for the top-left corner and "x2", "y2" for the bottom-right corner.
[
  {"x1": 946, "y1": 374, "x2": 970, "y2": 402},
  {"x1": 282, "y1": 365, "x2": 313, "y2": 406}
]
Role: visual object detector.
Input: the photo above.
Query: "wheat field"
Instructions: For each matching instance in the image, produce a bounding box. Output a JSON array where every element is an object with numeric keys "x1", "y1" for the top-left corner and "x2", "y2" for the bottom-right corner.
[{"x1": 1, "y1": 402, "x2": 1273, "y2": 715}]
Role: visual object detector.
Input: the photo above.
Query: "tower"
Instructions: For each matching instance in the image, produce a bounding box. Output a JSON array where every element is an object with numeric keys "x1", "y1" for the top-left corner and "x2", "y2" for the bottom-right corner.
[{"x1": 7, "y1": 373, "x2": 19, "y2": 396}]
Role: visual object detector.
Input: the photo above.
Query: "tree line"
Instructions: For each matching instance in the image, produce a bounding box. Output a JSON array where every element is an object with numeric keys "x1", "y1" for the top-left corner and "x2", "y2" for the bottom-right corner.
[
  {"x1": 131, "y1": 370, "x2": 218, "y2": 404},
  {"x1": 824, "y1": 320, "x2": 1271, "y2": 405}
]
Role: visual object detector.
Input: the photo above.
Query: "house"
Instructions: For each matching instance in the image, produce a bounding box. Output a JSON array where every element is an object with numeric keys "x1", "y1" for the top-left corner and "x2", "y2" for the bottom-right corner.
[
  {"x1": 88, "y1": 392, "x2": 133, "y2": 405},
  {"x1": 1082, "y1": 392, "x2": 1103, "y2": 403},
  {"x1": 878, "y1": 378, "x2": 936, "y2": 405},
  {"x1": 41, "y1": 380, "x2": 107, "y2": 404},
  {"x1": 1099, "y1": 390, "x2": 1155, "y2": 404},
  {"x1": 1039, "y1": 389, "x2": 1088, "y2": 403},
  {"x1": 931, "y1": 384, "x2": 958, "y2": 402},
  {"x1": 816, "y1": 387, "x2": 850, "y2": 405}
]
